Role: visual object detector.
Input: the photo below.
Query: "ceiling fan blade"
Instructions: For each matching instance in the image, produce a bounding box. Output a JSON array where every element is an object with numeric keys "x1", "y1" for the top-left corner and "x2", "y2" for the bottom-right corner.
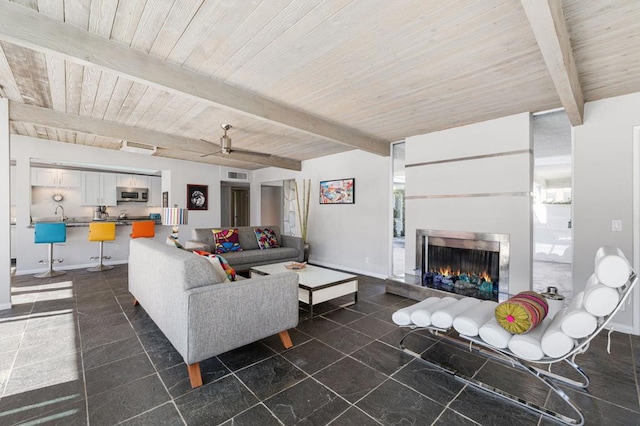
[
  {"x1": 231, "y1": 148, "x2": 272, "y2": 158},
  {"x1": 199, "y1": 139, "x2": 223, "y2": 157}
]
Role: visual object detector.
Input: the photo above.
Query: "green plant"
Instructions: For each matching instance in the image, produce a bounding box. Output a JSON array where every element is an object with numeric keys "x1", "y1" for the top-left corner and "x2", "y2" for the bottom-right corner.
[{"x1": 294, "y1": 179, "x2": 311, "y2": 243}]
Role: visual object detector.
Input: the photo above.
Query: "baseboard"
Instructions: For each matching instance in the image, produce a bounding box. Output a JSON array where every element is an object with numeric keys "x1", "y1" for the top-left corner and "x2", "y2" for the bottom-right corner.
[
  {"x1": 309, "y1": 260, "x2": 388, "y2": 280},
  {"x1": 610, "y1": 321, "x2": 637, "y2": 336}
]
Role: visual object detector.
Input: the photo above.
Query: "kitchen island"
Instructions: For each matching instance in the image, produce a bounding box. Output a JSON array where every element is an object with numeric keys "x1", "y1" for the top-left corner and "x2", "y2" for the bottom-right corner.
[
  {"x1": 19, "y1": 217, "x2": 168, "y2": 275},
  {"x1": 29, "y1": 216, "x2": 162, "y2": 227}
]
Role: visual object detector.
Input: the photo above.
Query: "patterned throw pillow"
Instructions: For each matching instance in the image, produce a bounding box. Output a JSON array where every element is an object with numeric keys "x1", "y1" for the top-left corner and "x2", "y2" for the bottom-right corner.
[
  {"x1": 216, "y1": 255, "x2": 237, "y2": 282},
  {"x1": 255, "y1": 228, "x2": 279, "y2": 249},
  {"x1": 193, "y1": 250, "x2": 237, "y2": 282},
  {"x1": 213, "y1": 229, "x2": 243, "y2": 254},
  {"x1": 165, "y1": 236, "x2": 185, "y2": 249},
  {"x1": 495, "y1": 291, "x2": 548, "y2": 334}
]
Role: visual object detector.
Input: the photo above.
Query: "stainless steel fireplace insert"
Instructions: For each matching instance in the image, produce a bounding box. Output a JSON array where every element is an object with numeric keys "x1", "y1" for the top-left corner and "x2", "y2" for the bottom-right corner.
[{"x1": 416, "y1": 229, "x2": 510, "y2": 301}]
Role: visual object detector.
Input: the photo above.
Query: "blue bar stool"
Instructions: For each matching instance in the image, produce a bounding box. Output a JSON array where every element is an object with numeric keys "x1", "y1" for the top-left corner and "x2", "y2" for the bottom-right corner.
[
  {"x1": 88, "y1": 222, "x2": 116, "y2": 272},
  {"x1": 34, "y1": 222, "x2": 67, "y2": 278}
]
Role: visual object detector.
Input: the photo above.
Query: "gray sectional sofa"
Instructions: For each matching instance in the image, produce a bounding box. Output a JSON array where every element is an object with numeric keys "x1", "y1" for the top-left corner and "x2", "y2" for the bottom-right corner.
[
  {"x1": 185, "y1": 225, "x2": 304, "y2": 271},
  {"x1": 128, "y1": 238, "x2": 299, "y2": 388}
]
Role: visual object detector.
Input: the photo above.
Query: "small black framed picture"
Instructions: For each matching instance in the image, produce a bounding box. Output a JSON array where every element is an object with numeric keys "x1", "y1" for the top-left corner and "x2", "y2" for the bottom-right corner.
[
  {"x1": 187, "y1": 184, "x2": 208, "y2": 210},
  {"x1": 162, "y1": 191, "x2": 168, "y2": 208}
]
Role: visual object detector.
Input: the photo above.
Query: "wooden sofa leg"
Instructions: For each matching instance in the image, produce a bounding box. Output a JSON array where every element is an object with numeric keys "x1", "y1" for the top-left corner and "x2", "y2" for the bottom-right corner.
[
  {"x1": 187, "y1": 363, "x2": 203, "y2": 388},
  {"x1": 278, "y1": 330, "x2": 293, "y2": 349},
  {"x1": 133, "y1": 299, "x2": 139, "y2": 306}
]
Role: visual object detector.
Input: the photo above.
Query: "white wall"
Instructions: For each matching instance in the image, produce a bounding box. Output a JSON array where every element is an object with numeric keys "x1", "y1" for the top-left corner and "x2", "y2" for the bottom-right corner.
[
  {"x1": 573, "y1": 92, "x2": 640, "y2": 334},
  {"x1": 10, "y1": 135, "x2": 237, "y2": 274},
  {"x1": 261, "y1": 185, "x2": 283, "y2": 228},
  {"x1": 252, "y1": 150, "x2": 391, "y2": 278},
  {"x1": 0, "y1": 100, "x2": 10, "y2": 309},
  {"x1": 404, "y1": 113, "x2": 533, "y2": 296}
]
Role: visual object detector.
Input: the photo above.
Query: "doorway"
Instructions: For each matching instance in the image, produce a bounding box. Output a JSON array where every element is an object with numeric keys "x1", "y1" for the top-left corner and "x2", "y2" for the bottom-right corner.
[
  {"x1": 220, "y1": 183, "x2": 249, "y2": 227},
  {"x1": 260, "y1": 181, "x2": 284, "y2": 227},
  {"x1": 532, "y1": 111, "x2": 573, "y2": 299},
  {"x1": 231, "y1": 188, "x2": 249, "y2": 227}
]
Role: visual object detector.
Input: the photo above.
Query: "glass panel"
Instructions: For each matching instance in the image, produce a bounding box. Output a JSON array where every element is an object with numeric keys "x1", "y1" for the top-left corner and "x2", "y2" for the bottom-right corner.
[
  {"x1": 533, "y1": 111, "x2": 573, "y2": 300},
  {"x1": 392, "y1": 142, "x2": 405, "y2": 277}
]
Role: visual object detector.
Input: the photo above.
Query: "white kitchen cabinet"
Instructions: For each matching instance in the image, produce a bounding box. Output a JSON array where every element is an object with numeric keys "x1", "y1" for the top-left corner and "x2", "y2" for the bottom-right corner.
[
  {"x1": 116, "y1": 173, "x2": 148, "y2": 188},
  {"x1": 81, "y1": 171, "x2": 117, "y2": 206},
  {"x1": 31, "y1": 168, "x2": 81, "y2": 188},
  {"x1": 147, "y1": 176, "x2": 162, "y2": 207}
]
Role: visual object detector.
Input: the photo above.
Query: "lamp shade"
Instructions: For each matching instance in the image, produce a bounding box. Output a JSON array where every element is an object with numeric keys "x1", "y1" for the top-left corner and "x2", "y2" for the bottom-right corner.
[{"x1": 162, "y1": 208, "x2": 188, "y2": 226}]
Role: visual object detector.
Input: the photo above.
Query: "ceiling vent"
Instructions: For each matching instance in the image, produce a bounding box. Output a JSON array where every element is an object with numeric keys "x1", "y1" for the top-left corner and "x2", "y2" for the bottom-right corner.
[
  {"x1": 226, "y1": 171, "x2": 249, "y2": 181},
  {"x1": 120, "y1": 140, "x2": 157, "y2": 155}
]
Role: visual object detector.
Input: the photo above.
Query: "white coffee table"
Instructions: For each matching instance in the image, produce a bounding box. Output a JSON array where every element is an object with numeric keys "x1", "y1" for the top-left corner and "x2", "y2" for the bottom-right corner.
[{"x1": 250, "y1": 262, "x2": 358, "y2": 317}]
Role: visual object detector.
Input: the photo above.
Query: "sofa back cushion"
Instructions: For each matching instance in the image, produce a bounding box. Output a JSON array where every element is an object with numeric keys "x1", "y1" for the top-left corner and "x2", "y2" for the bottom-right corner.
[
  {"x1": 191, "y1": 226, "x2": 282, "y2": 252},
  {"x1": 130, "y1": 239, "x2": 223, "y2": 291},
  {"x1": 192, "y1": 228, "x2": 216, "y2": 251}
]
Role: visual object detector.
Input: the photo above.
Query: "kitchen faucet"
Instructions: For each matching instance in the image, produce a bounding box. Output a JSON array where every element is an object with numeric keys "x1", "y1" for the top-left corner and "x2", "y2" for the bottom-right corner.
[{"x1": 54, "y1": 205, "x2": 67, "y2": 221}]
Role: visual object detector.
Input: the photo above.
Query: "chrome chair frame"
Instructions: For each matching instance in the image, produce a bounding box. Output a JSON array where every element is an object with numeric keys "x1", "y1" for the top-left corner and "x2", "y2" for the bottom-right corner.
[{"x1": 397, "y1": 271, "x2": 637, "y2": 426}]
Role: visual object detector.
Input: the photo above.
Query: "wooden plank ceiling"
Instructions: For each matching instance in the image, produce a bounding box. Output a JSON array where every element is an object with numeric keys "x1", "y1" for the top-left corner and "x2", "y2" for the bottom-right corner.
[{"x1": 0, "y1": 0, "x2": 639, "y2": 170}]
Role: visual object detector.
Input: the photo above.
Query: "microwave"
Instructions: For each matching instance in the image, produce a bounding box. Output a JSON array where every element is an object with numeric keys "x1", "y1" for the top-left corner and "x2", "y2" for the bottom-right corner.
[{"x1": 117, "y1": 187, "x2": 149, "y2": 202}]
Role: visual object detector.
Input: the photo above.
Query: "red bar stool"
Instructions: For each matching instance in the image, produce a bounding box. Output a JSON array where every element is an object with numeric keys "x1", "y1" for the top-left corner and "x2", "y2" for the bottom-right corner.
[
  {"x1": 130, "y1": 221, "x2": 155, "y2": 239},
  {"x1": 87, "y1": 222, "x2": 116, "y2": 272}
]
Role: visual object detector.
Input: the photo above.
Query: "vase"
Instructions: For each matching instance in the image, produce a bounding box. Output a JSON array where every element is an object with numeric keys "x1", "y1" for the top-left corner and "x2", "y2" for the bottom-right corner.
[{"x1": 303, "y1": 243, "x2": 310, "y2": 262}]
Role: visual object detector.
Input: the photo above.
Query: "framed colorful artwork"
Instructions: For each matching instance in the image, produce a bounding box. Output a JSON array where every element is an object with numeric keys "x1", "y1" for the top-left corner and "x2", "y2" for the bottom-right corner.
[
  {"x1": 319, "y1": 178, "x2": 355, "y2": 204},
  {"x1": 187, "y1": 184, "x2": 208, "y2": 210}
]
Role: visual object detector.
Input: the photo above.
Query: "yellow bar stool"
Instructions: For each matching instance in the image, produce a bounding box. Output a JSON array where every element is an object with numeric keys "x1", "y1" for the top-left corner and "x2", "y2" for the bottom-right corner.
[
  {"x1": 87, "y1": 222, "x2": 116, "y2": 272},
  {"x1": 34, "y1": 222, "x2": 67, "y2": 278}
]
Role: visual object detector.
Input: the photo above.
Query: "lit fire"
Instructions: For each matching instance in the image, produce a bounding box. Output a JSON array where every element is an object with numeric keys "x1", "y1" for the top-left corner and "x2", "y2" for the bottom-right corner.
[{"x1": 435, "y1": 266, "x2": 492, "y2": 283}]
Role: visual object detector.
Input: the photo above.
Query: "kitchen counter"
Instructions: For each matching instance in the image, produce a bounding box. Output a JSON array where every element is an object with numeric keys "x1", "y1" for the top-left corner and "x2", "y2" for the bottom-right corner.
[{"x1": 29, "y1": 217, "x2": 162, "y2": 228}]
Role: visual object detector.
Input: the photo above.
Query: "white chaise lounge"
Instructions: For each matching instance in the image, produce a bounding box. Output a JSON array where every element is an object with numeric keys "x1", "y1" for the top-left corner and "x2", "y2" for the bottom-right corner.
[{"x1": 392, "y1": 246, "x2": 637, "y2": 426}]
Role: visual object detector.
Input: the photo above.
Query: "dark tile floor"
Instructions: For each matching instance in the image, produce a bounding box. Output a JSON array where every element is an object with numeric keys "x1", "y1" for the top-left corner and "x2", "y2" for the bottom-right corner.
[{"x1": 1, "y1": 265, "x2": 639, "y2": 425}]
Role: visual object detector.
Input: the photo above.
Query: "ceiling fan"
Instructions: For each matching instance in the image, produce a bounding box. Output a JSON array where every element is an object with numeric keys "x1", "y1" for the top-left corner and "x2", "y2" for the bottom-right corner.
[{"x1": 201, "y1": 124, "x2": 271, "y2": 158}]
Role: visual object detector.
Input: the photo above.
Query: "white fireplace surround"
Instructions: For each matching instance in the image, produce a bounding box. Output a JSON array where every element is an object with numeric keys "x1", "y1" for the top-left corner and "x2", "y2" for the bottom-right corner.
[{"x1": 416, "y1": 229, "x2": 510, "y2": 301}]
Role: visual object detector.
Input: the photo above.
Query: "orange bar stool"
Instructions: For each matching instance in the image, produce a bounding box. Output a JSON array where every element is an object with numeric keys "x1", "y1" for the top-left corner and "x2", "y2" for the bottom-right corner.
[
  {"x1": 130, "y1": 221, "x2": 155, "y2": 239},
  {"x1": 87, "y1": 222, "x2": 116, "y2": 272},
  {"x1": 34, "y1": 222, "x2": 67, "y2": 278}
]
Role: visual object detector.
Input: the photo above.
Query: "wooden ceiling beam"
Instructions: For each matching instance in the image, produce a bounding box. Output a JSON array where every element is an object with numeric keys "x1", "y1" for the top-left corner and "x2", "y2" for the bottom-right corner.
[
  {"x1": 9, "y1": 101, "x2": 302, "y2": 171},
  {"x1": 521, "y1": 0, "x2": 584, "y2": 126},
  {"x1": 0, "y1": 2, "x2": 389, "y2": 156}
]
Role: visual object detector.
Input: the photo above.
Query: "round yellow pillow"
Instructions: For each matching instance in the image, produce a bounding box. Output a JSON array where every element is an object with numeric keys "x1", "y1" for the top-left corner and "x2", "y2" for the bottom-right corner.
[{"x1": 495, "y1": 291, "x2": 548, "y2": 334}]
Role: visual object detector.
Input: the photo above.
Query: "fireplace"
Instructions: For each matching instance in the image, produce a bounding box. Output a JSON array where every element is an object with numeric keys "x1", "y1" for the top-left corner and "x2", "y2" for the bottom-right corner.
[{"x1": 416, "y1": 229, "x2": 510, "y2": 302}]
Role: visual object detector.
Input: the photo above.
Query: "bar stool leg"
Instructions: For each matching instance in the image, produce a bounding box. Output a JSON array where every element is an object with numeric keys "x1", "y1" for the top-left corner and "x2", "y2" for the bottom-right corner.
[
  {"x1": 87, "y1": 241, "x2": 114, "y2": 272},
  {"x1": 35, "y1": 243, "x2": 67, "y2": 278}
]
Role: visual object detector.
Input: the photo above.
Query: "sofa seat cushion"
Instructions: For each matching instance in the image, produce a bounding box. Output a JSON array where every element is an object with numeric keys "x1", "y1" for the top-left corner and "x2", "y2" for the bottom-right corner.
[{"x1": 221, "y1": 247, "x2": 300, "y2": 266}]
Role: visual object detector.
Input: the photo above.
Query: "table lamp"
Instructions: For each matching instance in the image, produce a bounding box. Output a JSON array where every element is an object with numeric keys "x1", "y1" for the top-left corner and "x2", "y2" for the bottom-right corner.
[{"x1": 162, "y1": 207, "x2": 188, "y2": 242}]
